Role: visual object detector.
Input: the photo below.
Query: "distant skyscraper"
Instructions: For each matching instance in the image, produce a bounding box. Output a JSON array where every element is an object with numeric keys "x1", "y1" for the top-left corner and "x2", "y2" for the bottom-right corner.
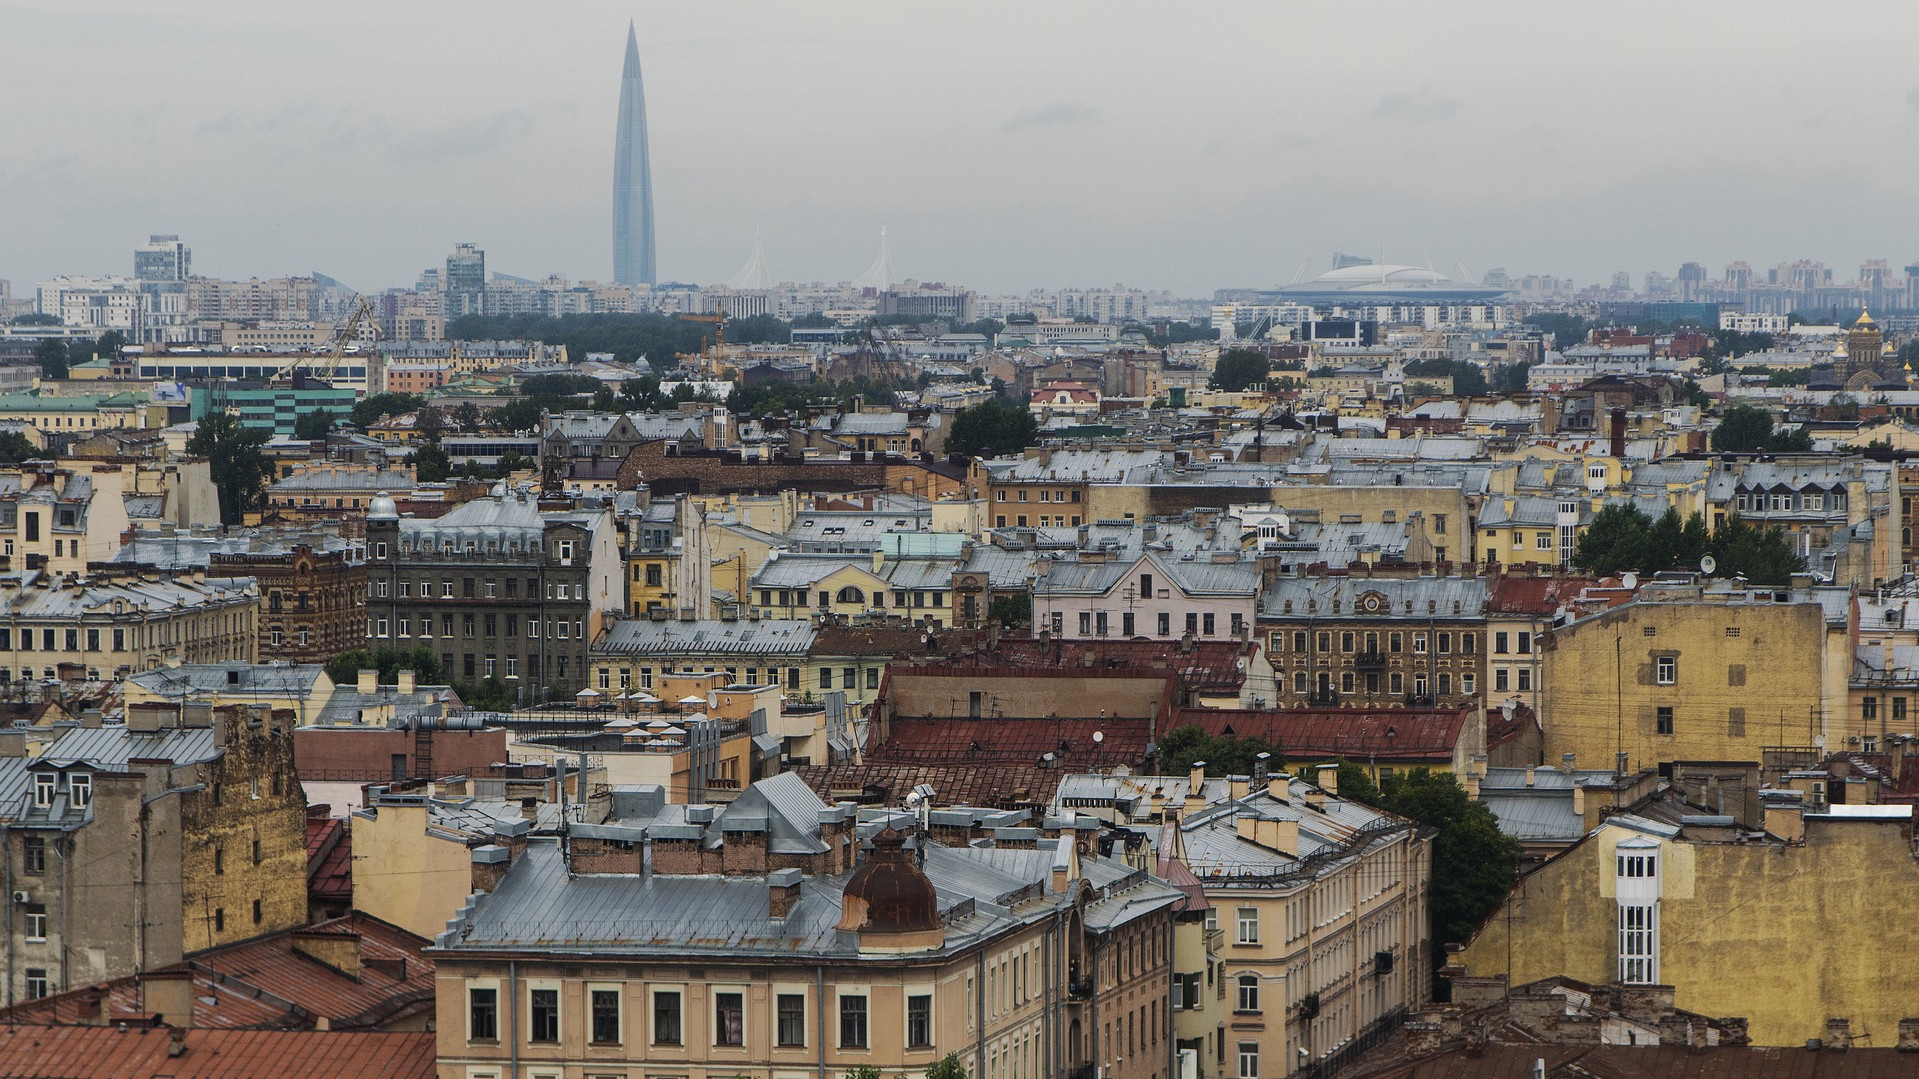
[
  {"x1": 445, "y1": 243, "x2": 486, "y2": 317},
  {"x1": 135, "y1": 234, "x2": 190, "y2": 282},
  {"x1": 612, "y1": 22, "x2": 657, "y2": 286}
]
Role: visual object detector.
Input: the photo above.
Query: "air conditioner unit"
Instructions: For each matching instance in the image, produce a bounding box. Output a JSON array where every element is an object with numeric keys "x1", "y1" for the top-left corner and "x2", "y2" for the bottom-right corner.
[{"x1": 11, "y1": 891, "x2": 28, "y2": 904}]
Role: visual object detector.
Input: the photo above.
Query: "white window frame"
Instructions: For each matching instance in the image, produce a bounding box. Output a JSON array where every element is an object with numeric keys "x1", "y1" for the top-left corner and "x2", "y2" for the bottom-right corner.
[{"x1": 1235, "y1": 906, "x2": 1260, "y2": 945}]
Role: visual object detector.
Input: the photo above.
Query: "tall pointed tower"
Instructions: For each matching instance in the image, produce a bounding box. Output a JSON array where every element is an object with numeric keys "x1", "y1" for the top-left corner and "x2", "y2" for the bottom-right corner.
[{"x1": 612, "y1": 22, "x2": 657, "y2": 285}]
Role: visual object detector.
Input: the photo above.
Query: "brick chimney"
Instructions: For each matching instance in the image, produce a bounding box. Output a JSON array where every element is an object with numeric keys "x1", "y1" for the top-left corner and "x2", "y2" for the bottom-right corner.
[
  {"x1": 357, "y1": 668, "x2": 377, "y2": 695},
  {"x1": 768, "y1": 867, "x2": 803, "y2": 918},
  {"x1": 1826, "y1": 1018, "x2": 1852, "y2": 1051}
]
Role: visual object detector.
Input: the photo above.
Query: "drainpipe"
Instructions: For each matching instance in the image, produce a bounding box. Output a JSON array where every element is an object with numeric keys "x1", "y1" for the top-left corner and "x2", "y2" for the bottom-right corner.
[
  {"x1": 976, "y1": 947, "x2": 988, "y2": 1079},
  {"x1": 507, "y1": 959, "x2": 520, "y2": 1079},
  {"x1": 2, "y1": 820, "x2": 11, "y2": 1009},
  {"x1": 816, "y1": 964, "x2": 828, "y2": 1079}
]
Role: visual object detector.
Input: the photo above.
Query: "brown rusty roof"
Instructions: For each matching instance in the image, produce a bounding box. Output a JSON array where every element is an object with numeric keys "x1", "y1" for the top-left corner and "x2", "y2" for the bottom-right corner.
[
  {"x1": 1353, "y1": 1043, "x2": 1919, "y2": 1079},
  {"x1": 0, "y1": 1026, "x2": 435, "y2": 1079}
]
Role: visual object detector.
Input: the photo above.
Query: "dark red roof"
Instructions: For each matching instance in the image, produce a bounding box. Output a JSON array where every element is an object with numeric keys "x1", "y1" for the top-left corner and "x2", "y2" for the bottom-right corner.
[
  {"x1": 1172, "y1": 706, "x2": 1470, "y2": 763},
  {"x1": 797, "y1": 761, "x2": 1068, "y2": 808},
  {"x1": 0, "y1": 913, "x2": 433, "y2": 1031},
  {"x1": 0, "y1": 1026, "x2": 435, "y2": 1079},
  {"x1": 1486, "y1": 573, "x2": 1595, "y2": 615},
  {"x1": 1353, "y1": 1043, "x2": 1919, "y2": 1079},
  {"x1": 872, "y1": 716, "x2": 1154, "y2": 766},
  {"x1": 305, "y1": 817, "x2": 352, "y2": 904},
  {"x1": 943, "y1": 637, "x2": 1258, "y2": 693}
]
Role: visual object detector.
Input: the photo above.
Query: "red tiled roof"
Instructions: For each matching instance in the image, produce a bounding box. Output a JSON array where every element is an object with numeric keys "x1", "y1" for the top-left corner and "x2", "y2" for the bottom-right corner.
[
  {"x1": 0, "y1": 913, "x2": 433, "y2": 1031},
  {"x1": 1172, "y1": 706, "x2": 1469, "y2": 763},
  {"x1": 0, "y1": 1026, "x2": 435, "y2": 1079}
]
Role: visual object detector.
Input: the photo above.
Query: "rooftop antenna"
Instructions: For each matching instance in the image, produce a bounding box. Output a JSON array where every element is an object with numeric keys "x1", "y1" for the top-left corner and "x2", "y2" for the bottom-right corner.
[
  {"x1": 856, "y1": 226, "x2": 895, "y2": 291},
  {"x1": 725, "y1": 226, "x2": 770, "y2": 291}
]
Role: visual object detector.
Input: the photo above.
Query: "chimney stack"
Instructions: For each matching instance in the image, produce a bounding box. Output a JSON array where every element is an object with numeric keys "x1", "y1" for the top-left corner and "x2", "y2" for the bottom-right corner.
[
  {"x1": 1826, "y1": 1018, "x2": 1852, "y2": 1051},
  {"x1": 768, "y1": 867, "x2": 803, "y2": 918},
  {"x1": 356, "y1": 668, "x2": 377, "y2": 695},
  {"x1": 1316, "y1": 762, "x2": 1339, "y2": 796},
  {"x1": 398, "y1": 669, "x2": 417, "y2": 694},
  {"x1": 1189, "y1": 762, "x2": 1207, "y2": 793}
]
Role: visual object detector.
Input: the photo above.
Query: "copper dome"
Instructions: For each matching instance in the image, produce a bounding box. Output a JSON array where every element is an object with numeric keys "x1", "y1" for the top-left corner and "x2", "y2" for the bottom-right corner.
[{"x1": 836, "y1": 828, "x2": 940, "y2": 935}]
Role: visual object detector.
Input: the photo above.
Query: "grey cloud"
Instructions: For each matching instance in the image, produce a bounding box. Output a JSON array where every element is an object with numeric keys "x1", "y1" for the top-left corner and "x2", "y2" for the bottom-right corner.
[
  {"x1": 1002, "y1": 102, "x2": 1097, "y2": 133},
  {"x1": 1374, "y1": 89, "x2": 1460, "y2": 123},
  {"x1": 1907, "y1": 87, "x2": 1919, "y2": 110},
  {"x1": 385, "y1": 110, "x2": 536, "y2": 163}
]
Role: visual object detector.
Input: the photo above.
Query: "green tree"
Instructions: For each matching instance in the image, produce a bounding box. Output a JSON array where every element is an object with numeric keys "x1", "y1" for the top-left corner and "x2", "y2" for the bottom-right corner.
[
  {"x1": 926, "y1": 1053, "x2": 969, "y2": 1079},
  {"x1": 293, "y1": 408, "x2": 335, "y2": 441},
  {"x1": 95, "y1": 330, "x2": 127, "y2": 358},
  {"x1": 1333, "y1": 759, "x2": 1383, "y2": 807},
  {"x1": 495, "y1": 449, "x2": 533, "y2": 475},
  {"x1": 488, "y1": 398, "x2": 547, "y2": 432},
  {"x1": 456, "y1": 676, "x2": 516, "y2": 711},
  {"x1": 326, "y1": 645, "x2": 444, "y2": 687},
  {"x1": 520, "y1": 373, "x2": 603, "y2": 397},
  {"x1": 1710, "y1": 515, "x2": 1803, "y2": 584},
  {"x1": 945, "y1": 399, "x2": 1039, "y2": 459},
  {"x1": 33, "y1": 338, "x2": 68, "y2": 379},
  {"x1": 188, "y1": 410, "x2": 274, "y2": 524},
  {"x1": 987, "y1": 593, "x2": 1030, "y2": 630},
  {"x1": 0, "y1": 432, "x2": 39, "y2": 463},
  {"x1": 350, "y1": 392, "x2": 427, "y2": 428},
  {"x1": 1403, "y1": 358, "x2": 1490, "y2": 396},
  {"x1": 414, "y1": 406, "x2": 446, "y2": 445},
  {"x1": 1521, "y1": 312, "x2": 1596, "y2": 350},
  {"x1": 843, "y1": 1068, "x2": 883, "y2": 1079},
  {"x1": 1709, "y1": 403, "x2": 1776, "y2": 452},
  {"x1": 1573, "y1": 503, "x2": 1654, "y2": 576},
  {"x1": 1156, "y1": 725, "x2": 1285, "y2": 778},
  {"x1": 7, "y1": 313, "x2": 60, "y2": 327},
  {"x1": 410, "y1": 443, "x2": 452, "y2": 483},
  {"x1": 453, "y1": 401, "x2": 484, "y2": 433},
  {"x1": 591, "y1": 385, "x2": 618, "y2": 412},
  {"x1": 1210, "y1": 349, "x2": 1271, "y2": 392},
  {"x1": 726, "y1": 314, "x2": 791, "y2": 345},
  {"x1": 1380, "y1": 769, "x2": 1520, "y2": 957}
]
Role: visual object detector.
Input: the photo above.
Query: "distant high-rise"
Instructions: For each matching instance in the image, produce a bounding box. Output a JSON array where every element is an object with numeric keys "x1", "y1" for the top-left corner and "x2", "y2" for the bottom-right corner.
[
  {"x1": 135, "y1": 234, "x2": 190, "y2": 282},
  {"x1": 445, "y1": 242, "x2": 486, "y2": 317},
  {"x1": 612, "y1": 22, "x2": 657, "y2": 286}
]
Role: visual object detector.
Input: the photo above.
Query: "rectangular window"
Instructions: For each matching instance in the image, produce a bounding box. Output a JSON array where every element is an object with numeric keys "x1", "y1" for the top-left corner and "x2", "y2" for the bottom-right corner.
[
  {"x1": 1518, "y1": 668, "x2": 1532, "y2": 691},
  {"x1": 653, "y1": 991, "x2": 682, "y2": 1045},
  {"x1": 469, "y1": 987, "x2": 499, "y2": 1041},
  {"x1": 1618, "y1": 904, "x2": 1658, "y2": 984},
  {"x1": 715, "y1": 991, "x2": 744, "y2": 1046},
  {"x1": 1656, "y1": 706, "x2": 1675, "y2": 735},
  {"x1": 1656, "y1": 656, "x2": 1676, "y2": 684},
  {"x1": 1494, "y1": 631, "x2": 1509, "y2": 653},
  {"x1": 1413, "y1": 633, "x2": 1428, "y2": 654},
  {"x1": 68, "y1": 773, "x2": 90, "y2": 807},
  {"x1": 587, "y1": 990, "x2": 617, "y2": 1036},
  {"x1": 1239, "y1": 1042, "x2": 1260, "y2": 1079},
  {"x1": 24, "y1": 906, "x2": 47, "y2": 941},
  {"x1": 1517, "y1": 631, "x2": 1532, "y2": 654},
  {"x1": 907, "y1": 993, "x2": 932, "y2": 1048},
  {"x1": 840, "y1": 995, "x2": 869, "y2": 1048},
  {"x1": 1235, "y1": 906, "x2": 1259, "y2": 944},
  {"x1": 22, "y1": 836, "x2": 46, "y2": 874},
  {"x1": 777, "y1": 992, "x2": 806, "y2": 1048},
  {"x1": 24, "y1": 968, "x2": 48, "y2": 1000},
  {"x1": 1494, "y1": 668, "x2": 1509, "y2": 692},
  {"x1": 529, "y1": 988, "x2": 559, "y2": 1042},
  {"x1": 32, "y1": 773, "x2": 54, "y2": 807},
  {"x1": 1203, "y1": 613, "x2": 1216, "y2": 635}
]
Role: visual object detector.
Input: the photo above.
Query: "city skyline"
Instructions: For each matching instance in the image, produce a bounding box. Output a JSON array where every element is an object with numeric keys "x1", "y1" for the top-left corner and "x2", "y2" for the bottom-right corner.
[{"x1": 7, "y1": 1, "x2": 1919, "y2": 295}]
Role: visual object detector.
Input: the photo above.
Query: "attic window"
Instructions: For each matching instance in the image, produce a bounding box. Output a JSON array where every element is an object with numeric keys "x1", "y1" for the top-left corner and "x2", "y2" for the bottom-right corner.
[{"x1": 32, "y1": 773, "x2": 55, "y2": 807}]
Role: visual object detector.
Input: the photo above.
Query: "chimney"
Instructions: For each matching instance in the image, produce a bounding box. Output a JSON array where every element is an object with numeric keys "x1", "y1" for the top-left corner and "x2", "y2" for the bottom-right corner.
[
  {"x1": 1826, "y1": 1018, "x2": 1852, "y2": 1051},
  {"x1": 0, "y1": 729, "x2": 24, "y2": 757},
  {"x1": 141, "y1": 969, "x2": 196, "y2": 1028},
  {"x1": 168, "y1": 1027, "x2": 188, "y2": 1059},
  {"x1": 1464, "y1": 771, "x2": 1481, "y2": 799},
  {"x1": 1609, "y1": 407, "x2": 1627, "y2": 458},
  {"x1": 1763, "y1": 793, "x2": 1805, "y2": 842},
  {"x1": 398, "y1": 669, "x2": 417, "y2": 694},
  {"x1": 1189, "y1": 762, "x2": 1207, "y2": 793},
  {"x1": 1266, "y1": 771, "x2": 1289, "y2": 801},
  {"x1": 291, "y1": 929, "x2": 362, "y2": 978},
  {"x1": 356, "y1": 668, "x2": 377, "y2": 695},
  {"x1": 1897, "y1": 1017, "x2": 1919, "y2": 1052},
  {"x1": 1228, "y1": 774, "x2": 1250, "y2": 801},
  {"x1": 1303, "y1": 787, "x2": 1325, "y2": 811},
  {"x1": 520, "y1": 796, "x2": 540, "y2": 823},
  {"x1": 1316, "y1": 762, "x2": 1339, "y2": 796},
  {"x1": 1571, "y1": 781, "x2": 1586, "y2": 819},
  {"x1": 768, "y1": 867, "x2": 803, "y2": 918},
  {"x1": 1525, "y1": 765, "x2": 1536, "y2": 787}
]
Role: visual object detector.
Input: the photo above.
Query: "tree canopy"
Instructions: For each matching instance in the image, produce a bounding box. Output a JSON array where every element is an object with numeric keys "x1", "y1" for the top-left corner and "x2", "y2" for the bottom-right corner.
[
  {"x1": 1402, "y1": 358, "x2": 1490, "y2": 396},
  {"x1": 945, "y1": 399, "x2": 1039, "y2": 459},
  {"x1": 188, "y1": 411, "x2": 274, "y2": 525},
  {"x1": 293, "y1": 409, "x2": 335, "y2": 441},
  {"x1": 33, "y1": 338, "x2": 69, "y2": 380},
  {"x1": 1573, "y1": 504, "x2": 1801, "y2": 583},
  {"x1": 326, "y1": 645, "x2": 444, "y2": 687},
  {"x1": 350, "y1": 392, "x2": 427, "y2": 429},
  {"x1": 1210, "y1": 349, "x2": 1271, "y2": 392},
  {"x1": 1710, "y1": 403, "x2": 1809, "y2": 452},
  {"x1": 1156, "y1": 725, "x2": 1286, "y2": 778}
]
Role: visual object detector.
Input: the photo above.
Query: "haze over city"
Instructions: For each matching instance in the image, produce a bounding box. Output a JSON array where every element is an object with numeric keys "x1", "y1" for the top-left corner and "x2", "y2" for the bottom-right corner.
[{"x1": 9, "y1": 0, "x2": 1919, "y2": 294}]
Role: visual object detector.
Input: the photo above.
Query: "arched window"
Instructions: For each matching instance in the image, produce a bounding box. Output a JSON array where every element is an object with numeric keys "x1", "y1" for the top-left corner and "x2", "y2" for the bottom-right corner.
[
  {"x1": 835, "y1": 586, "x2": 865, "y2": 605},
  {"x1": 1235, "y1": 974, "x2": 1259, "y2": 1013}
]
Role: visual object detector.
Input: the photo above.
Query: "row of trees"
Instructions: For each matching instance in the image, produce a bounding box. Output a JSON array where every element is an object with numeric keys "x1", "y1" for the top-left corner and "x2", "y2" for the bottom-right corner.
[
  {"x1": 32, "y1": 329, "x2": 126, "y2": 379},
  {"x1": 1709, "y1": 402, "x2": 1812, "y2": 452},
  {"x1": 1574, "y1": 504, "x2": 1803, "y2": 583}
]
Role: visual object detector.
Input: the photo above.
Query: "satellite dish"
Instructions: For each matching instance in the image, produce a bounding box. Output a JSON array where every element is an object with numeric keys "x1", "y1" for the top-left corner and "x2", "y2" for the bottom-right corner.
[
  {"x1": 1700, "y1": 555, "x2": 1718, "y2": 575},
  {"x1": 1092, "y1": 730, "x2": 1105, "y2": 744}
]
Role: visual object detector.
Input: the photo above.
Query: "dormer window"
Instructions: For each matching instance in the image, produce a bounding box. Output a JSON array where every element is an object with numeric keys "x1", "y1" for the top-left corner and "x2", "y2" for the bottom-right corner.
[
  {"x1": 32, "y1": 773, "x2": 55, "y2": 807},
  {"x1": 68, "y1": 773, "x2": 90, "y2": 808}
]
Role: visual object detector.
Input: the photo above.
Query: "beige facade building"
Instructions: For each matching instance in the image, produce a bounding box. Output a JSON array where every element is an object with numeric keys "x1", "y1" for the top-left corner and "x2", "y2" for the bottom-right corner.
[
  {"x1": 427, "y1": 773, "x2": 1185, "y2": 1079},
  {"x1": 0, "y1": 571, "x2": 257, "y2": 683}
]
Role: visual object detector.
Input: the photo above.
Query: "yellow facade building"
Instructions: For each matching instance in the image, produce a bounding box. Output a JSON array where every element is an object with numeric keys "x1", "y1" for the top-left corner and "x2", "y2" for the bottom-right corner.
[{"x1": 1453, "y1": 805, "x2": 1919, "y2": 1047}]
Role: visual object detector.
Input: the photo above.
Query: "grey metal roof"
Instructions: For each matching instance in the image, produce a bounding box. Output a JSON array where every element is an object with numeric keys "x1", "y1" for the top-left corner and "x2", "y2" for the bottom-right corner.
[
  {"x1": 0, "y1": 573, "x2": 256, "y2": 621},
  {"x1": 1259, "y1": 575, "x2": 1488, "y2": 620},
  {"x1": 748, "y1": 554, "x2": 872, "y2": 590},
  {"x1": 592, "y1": 618, "x2": 816, "y2": 658},
  {"x1": 125, "y1": 663, "x2": 327, "y2": 701}
]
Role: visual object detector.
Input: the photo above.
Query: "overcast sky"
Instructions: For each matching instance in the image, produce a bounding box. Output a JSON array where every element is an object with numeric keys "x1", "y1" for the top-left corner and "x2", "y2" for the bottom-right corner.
[{"x1": 6, "y1": 0, "x2": 1919, "y2": 298}]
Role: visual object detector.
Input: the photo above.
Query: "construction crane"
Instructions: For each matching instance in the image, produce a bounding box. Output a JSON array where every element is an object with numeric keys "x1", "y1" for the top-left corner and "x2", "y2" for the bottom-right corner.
[
  {"x1": 674, "y1": 311, "x2": 725, "y2": 373},
  {"x1": 272, "y1": 296, "x2": 377, "y2": 386}
]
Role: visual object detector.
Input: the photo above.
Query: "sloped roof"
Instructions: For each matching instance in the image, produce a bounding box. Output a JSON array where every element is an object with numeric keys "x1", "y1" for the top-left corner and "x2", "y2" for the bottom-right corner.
[{"x1": 0, "y1": 1026, "x2": 436, "y2": 1079}]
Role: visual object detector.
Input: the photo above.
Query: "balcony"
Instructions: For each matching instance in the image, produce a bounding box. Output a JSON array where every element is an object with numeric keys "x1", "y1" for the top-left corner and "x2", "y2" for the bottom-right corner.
[
  {"x1": 1306, "y1": 689, "x2": 1340, "y2": 707},
  {"x1": 1067, "y1": 976, "x2": 1094, "y2": 1001},
  {"x1": 1353, "y1": 650, "x2": 1387, "y2": 670}
]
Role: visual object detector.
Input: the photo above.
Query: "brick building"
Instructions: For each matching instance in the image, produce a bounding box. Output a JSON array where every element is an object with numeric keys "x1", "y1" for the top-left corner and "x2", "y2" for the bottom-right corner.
[{"x1": 211, "y1": 544, "x2": 364, "y2": 664}]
